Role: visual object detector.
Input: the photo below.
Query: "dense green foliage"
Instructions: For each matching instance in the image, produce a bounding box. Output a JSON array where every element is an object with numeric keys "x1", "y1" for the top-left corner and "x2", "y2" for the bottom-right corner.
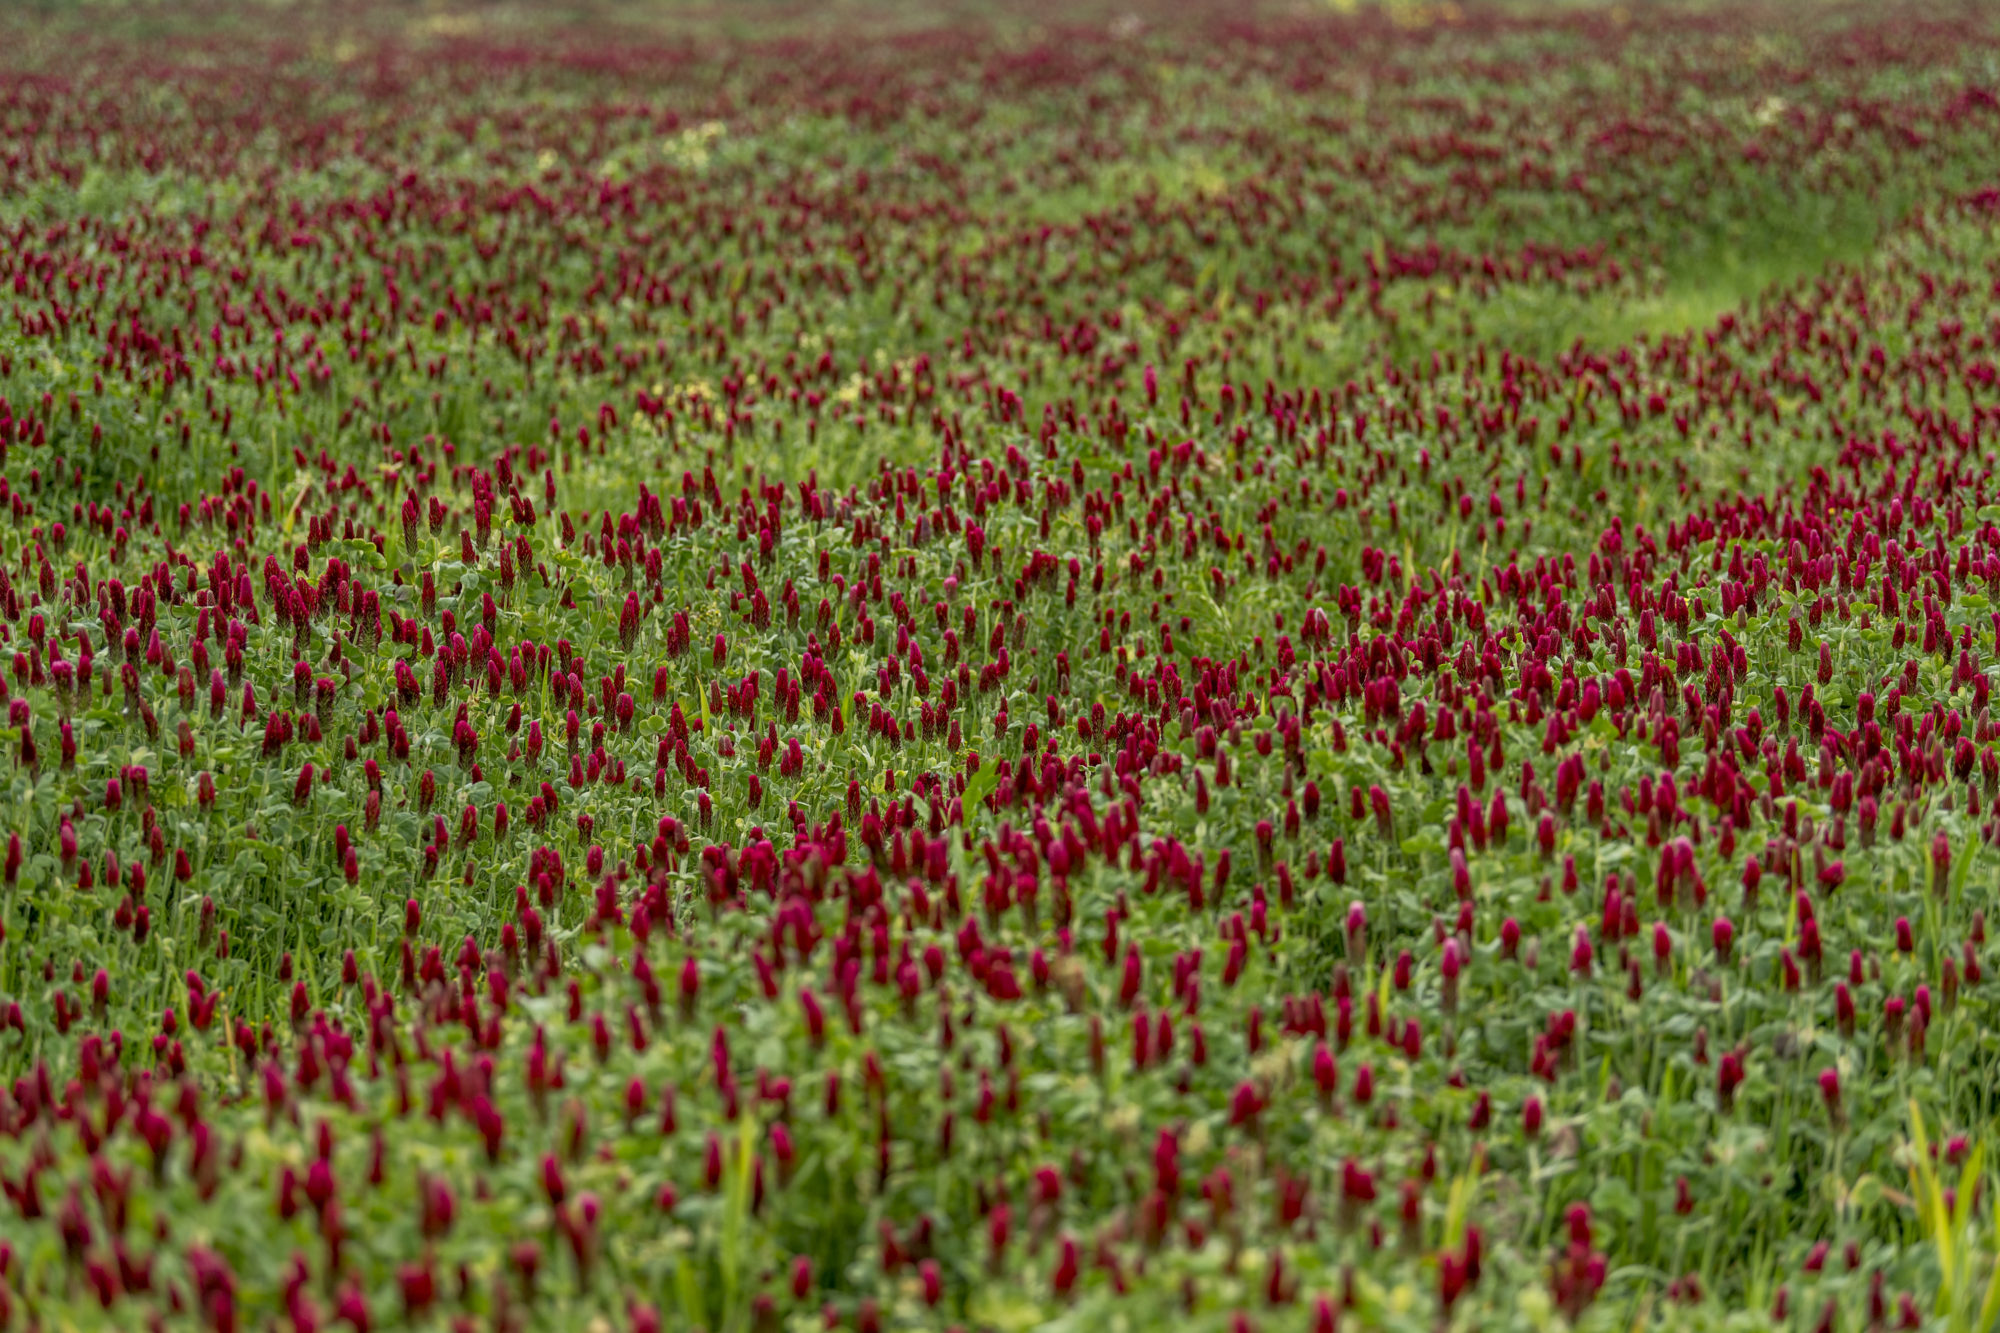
[{"x1": 4, "y1": 3, "x2": 2000, "y2": 1330}]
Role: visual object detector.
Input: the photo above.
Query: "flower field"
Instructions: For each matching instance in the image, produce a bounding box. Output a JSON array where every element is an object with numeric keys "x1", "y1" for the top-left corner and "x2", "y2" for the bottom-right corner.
[{"x1": 6, "y1": 0, "x2": 2000, "y2": 1328}]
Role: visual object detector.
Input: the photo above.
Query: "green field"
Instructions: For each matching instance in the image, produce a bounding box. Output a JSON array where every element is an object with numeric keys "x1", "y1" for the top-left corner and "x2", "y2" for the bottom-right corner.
[{"x1": 3, "y1": 2, "x2": 2000, "y2": 1330}]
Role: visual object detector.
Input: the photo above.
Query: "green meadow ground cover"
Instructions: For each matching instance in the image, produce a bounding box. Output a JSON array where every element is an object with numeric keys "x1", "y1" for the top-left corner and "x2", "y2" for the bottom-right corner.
[{"x1": 3, "y1": 2, "x2": 2000, "y2": 1329}]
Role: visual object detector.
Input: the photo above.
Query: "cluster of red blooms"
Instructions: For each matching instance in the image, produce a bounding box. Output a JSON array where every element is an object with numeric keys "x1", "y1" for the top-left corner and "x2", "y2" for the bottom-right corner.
[{"x1": 0, "y1": 0, "x2": 1997, "y2": 1329}]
